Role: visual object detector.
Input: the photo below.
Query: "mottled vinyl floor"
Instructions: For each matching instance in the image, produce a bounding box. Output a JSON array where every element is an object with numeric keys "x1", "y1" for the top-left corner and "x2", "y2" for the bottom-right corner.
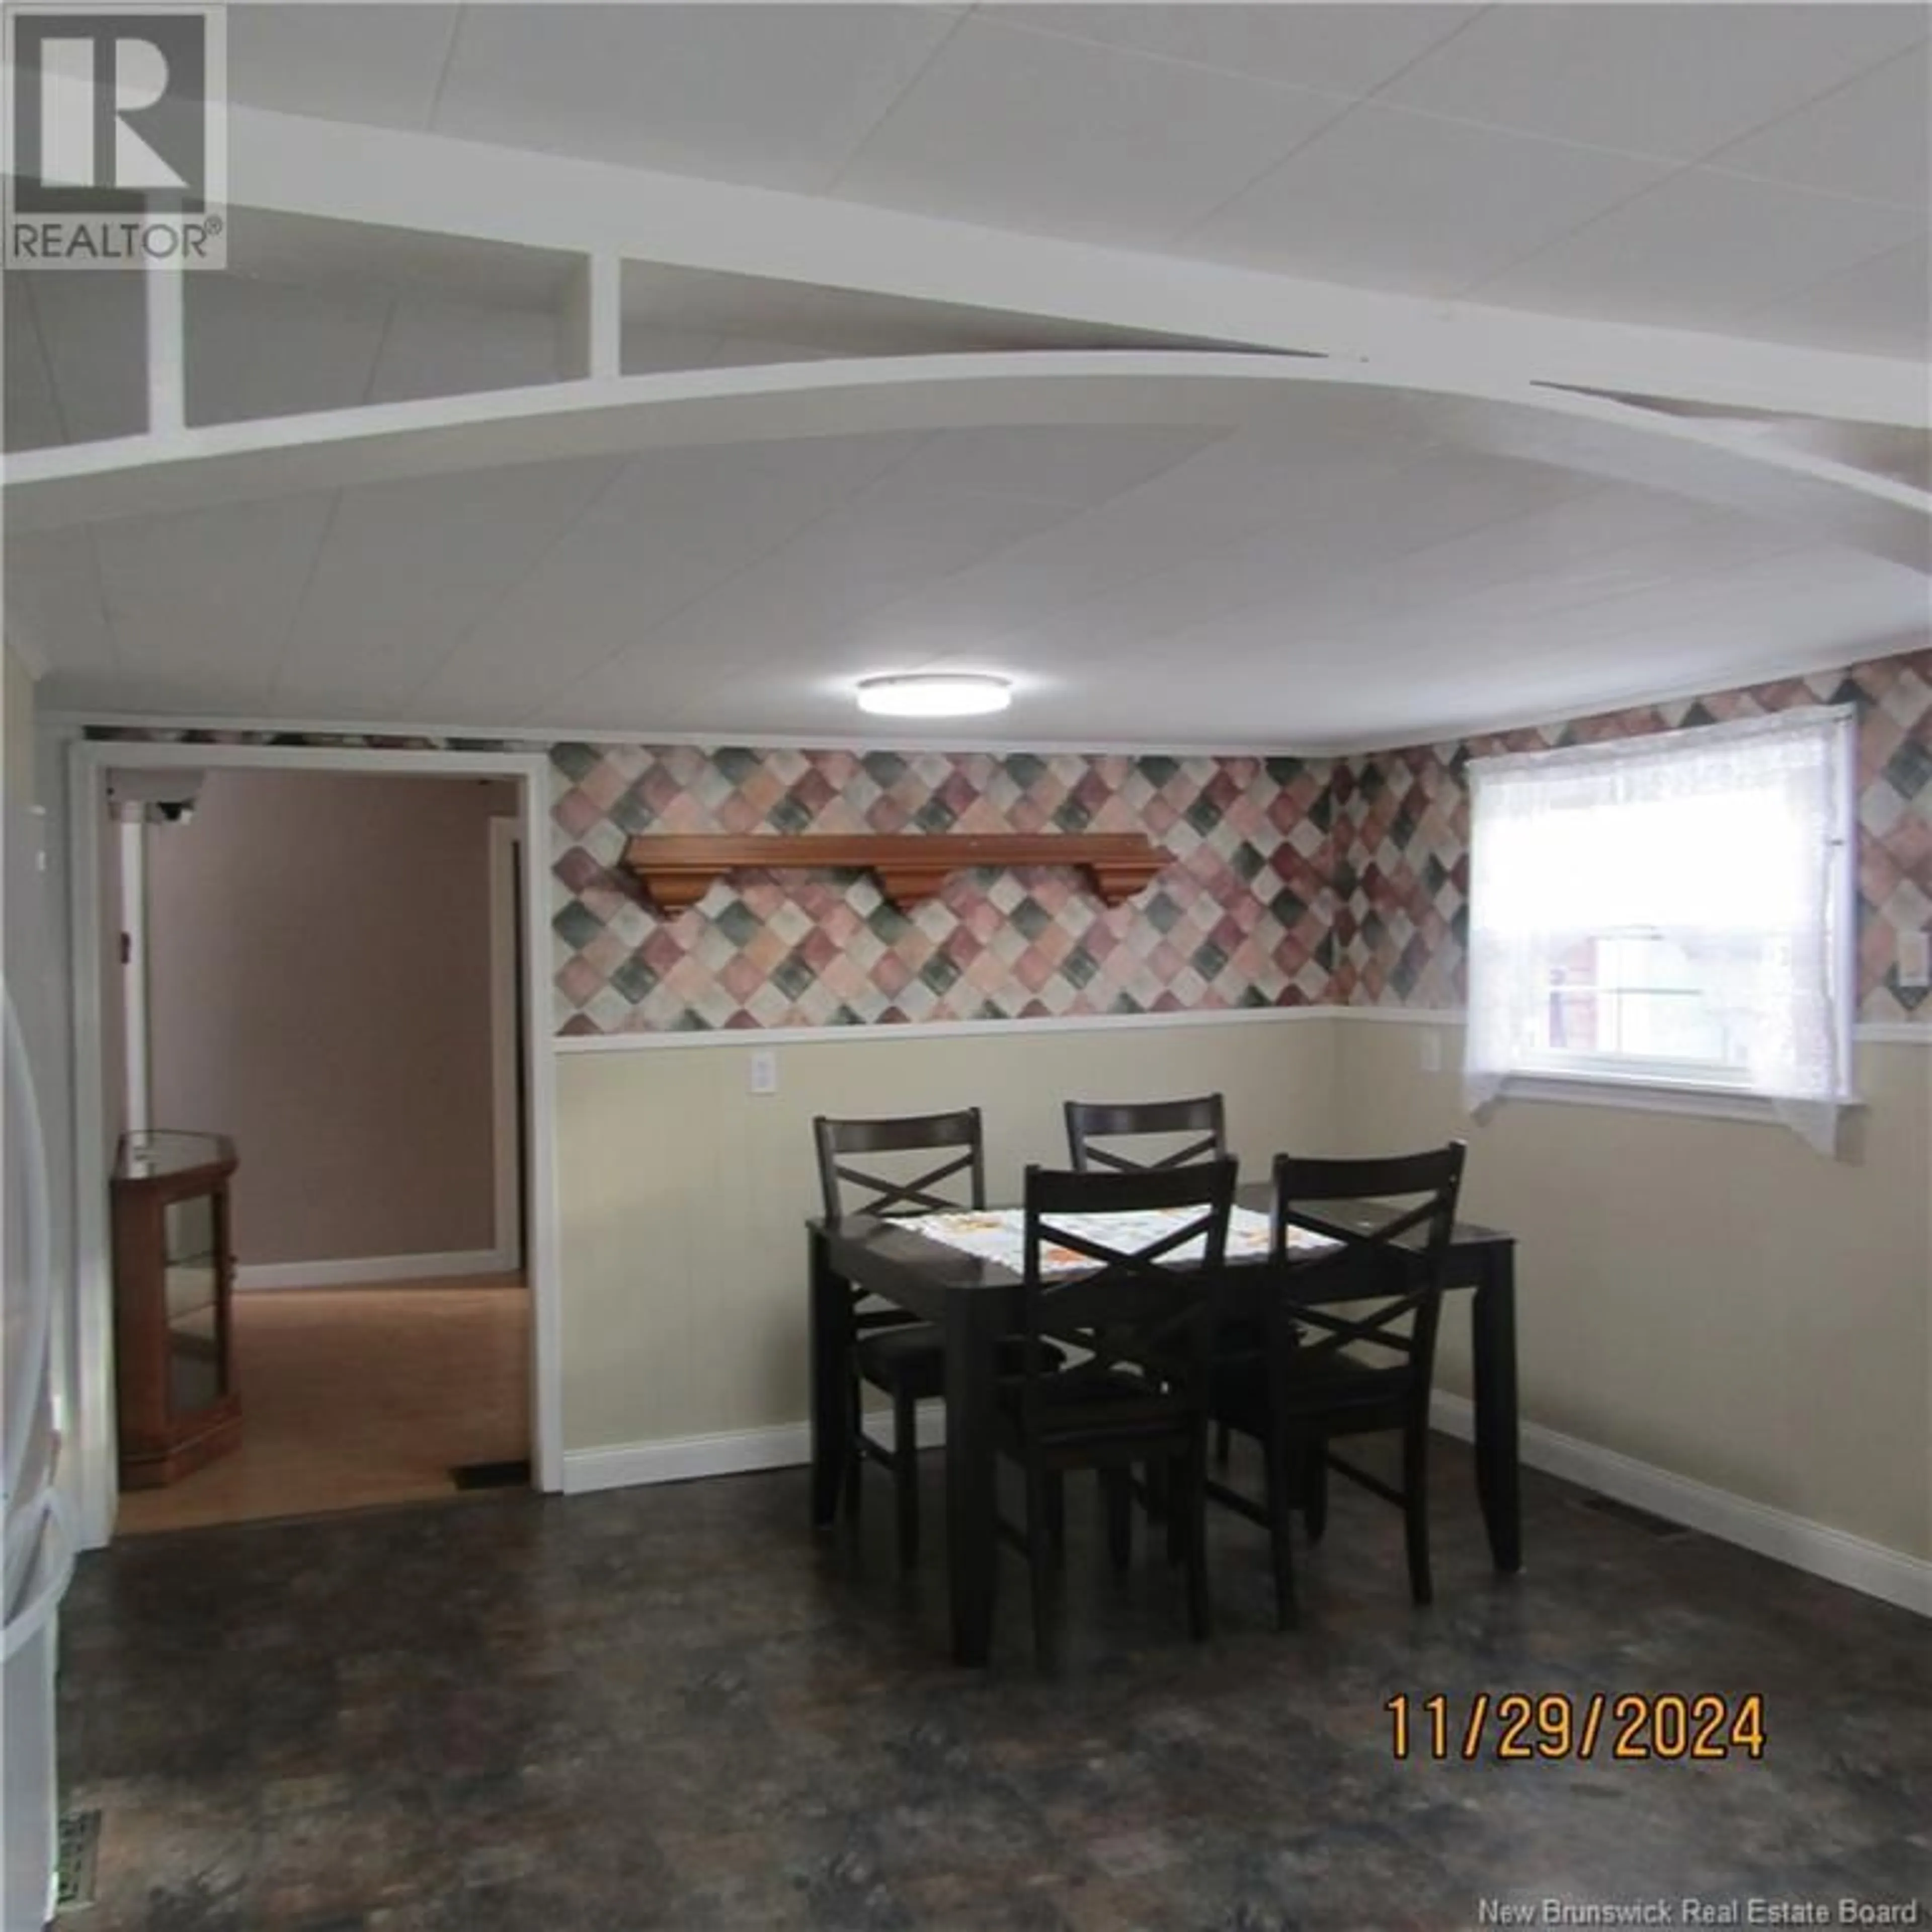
[{"x1": 57, "y1": 1438, "x2": 1932, "y2": 1931}]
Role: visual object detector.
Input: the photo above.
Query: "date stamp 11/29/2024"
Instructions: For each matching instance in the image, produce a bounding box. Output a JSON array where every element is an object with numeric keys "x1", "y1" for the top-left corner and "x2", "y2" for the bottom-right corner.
[{"x1": 1386, "y1": 1691, "x2": 1767, "y2": 1762}]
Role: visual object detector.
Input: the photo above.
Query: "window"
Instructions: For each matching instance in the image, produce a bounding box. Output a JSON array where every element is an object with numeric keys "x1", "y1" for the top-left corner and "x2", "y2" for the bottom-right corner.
[{"x1": 1463, "y1": 707, "x2": 1856, "y2": 1151}]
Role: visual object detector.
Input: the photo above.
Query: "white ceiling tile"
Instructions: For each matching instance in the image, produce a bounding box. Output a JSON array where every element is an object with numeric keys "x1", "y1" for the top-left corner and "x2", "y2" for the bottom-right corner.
[
  {"x1": 2, "y1": 531, "x2": 119, "y2": 679},
  {"x1": 414, "y1": 435, "x2": 923, "y2": 717},
  {"x1": 431, "y1": 4, "x2": 962, "y2": 191},
  {"x1": 1003, "y1": 5, "x2": 1481, "y2": 97},
  {"x1": 1381, "y1": 4, "x2": 1928, "y2": 162},
  {"x1": 999, "y1": 449, "x2": 1592, "y2": 665},
  {"x1": 221, "y1": 209, "x2": 575, "y2": 311},
  {"x1": 20, "y1": 272, "x2": 147, "y2": 445},
  {"x1": 366, "y1": 293, "x2": 562, "y2": 404},
  {"x1": 538, "y1": 486, "x2": 1079, "y2": 722},
  {"x1": 1741, "y1": 238, "x2": 1932, "y2": 361},
  {"x1": 1324, "y1": 485, "x2": 1752, "y2": 611},
  {"x1": 273, "y1": 460, "x2": 624, "y2": 706},
  {"x1": 184, "y1": 277, "x2": 390, "y2": 427},
  {"x1": 854, "y1": 419, "x2": 1437, "y2": 651},
  {"x1": 1706, "y1": 49, "x2": 1931, "y2": 208},
  {"x1": 1390, "y1": 514, "x2": 1804, "y2": 630},
  {"x1": 1457, "y1": 549, "x2": 1931, "y2": 684},
  {"x1": 1184, "y1": 103, "x2": 1669, "y2": 295},
  {"x1": 54, "y1": 670, "x2": 292, "y2": 718},
  {"x1": 831, "y1": 15, "x2": 1349, "y2": 247},
  {"x1": 92, "y1": 497, "x2": 339, "y2": 689},
  {"x1": 406, "y1": 529, "x2": 748, "y2": 721},
  {"x1": 3, "y1": 278, "x2": 65, "y2": 452},
  {"x1": 618, "y1": 263, "x2": 1233, "y2": 359},
  {"x1": 1473, "y1": 168, "x2": 1927, "y2": 330},
  {"x1": 561, "y1": 434, "x2": 928, "y2": 573},
  {"x1": 621, "y1": 326, "x2": 841, "y2": 375},
  {"x1": 876, "y1": 425, "x2": 1226, "y2": 507},
  {"x1": 226, "y1": 3, "x2": 459, "y2": 128}
]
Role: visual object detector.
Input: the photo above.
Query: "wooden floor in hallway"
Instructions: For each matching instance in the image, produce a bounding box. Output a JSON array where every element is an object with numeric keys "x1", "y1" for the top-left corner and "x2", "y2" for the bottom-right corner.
[{"x1": 114, "y1": 1279, "x2": 531, "y2": 1537}]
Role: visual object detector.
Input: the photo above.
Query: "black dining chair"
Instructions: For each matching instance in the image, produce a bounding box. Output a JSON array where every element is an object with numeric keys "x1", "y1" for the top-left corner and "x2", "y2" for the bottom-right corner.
[
  {"x1": 1063, "y1": 1094, "x2": 1227, "y2": 1174},
  {"x1": 996, "y1": 1156, "x2": 1237, "y2": 1665},
  {"x1": 813, "y1": 1109, "x2": 987, "y2": 1567},
  {"x1": 1206, "y1": 1141, "x2": 1466, "y2": 1629},
  {"x1": 1064, "y1": 1094, "x2": 1241, "y2": 1469}
]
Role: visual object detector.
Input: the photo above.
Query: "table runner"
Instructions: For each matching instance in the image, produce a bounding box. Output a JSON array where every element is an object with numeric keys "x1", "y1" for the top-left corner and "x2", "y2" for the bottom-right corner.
[{"x1": 901, "y1": 1203, "x2": 1336, "y2": 1275}]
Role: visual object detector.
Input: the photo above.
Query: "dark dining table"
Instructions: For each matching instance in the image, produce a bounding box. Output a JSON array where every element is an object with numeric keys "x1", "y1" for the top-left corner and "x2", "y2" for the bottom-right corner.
[{"x1": 808, "y1": 1181, "x2": 1520, "y2": 1665}]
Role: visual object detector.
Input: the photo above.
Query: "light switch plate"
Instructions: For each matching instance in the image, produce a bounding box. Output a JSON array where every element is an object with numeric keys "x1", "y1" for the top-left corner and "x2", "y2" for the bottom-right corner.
[
  {"x1": 1900, "y1": 932, "x2": 1931, "y2": 989},
  {"x1": 749, "y1": 1050, "x2": 778, "y2": 1095}
]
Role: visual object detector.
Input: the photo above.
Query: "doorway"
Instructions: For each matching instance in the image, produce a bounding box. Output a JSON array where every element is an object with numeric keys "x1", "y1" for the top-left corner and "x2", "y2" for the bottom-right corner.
[{"x1": 66, "y1": 744, "x2": 561, "y2": 1550}]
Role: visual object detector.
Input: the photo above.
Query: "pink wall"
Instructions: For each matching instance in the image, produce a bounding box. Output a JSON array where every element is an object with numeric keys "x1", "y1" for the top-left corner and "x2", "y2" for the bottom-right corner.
[{"x1": 144, "y1": 770, "x2": 516, "y2": 1268}]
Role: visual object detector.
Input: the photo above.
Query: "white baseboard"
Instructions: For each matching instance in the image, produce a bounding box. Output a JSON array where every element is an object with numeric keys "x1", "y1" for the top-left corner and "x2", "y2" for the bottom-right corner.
[
  {"x1": 562, "y1": 1409, "x2": 947, "y2": 1496},
  {"x1": 1431, "y1": 1391, "x2": 1931, "y2": 1619},
  {"x1": 235, "y1": 1247, "x2": 516, "y2": 1291},
  {"x1": 562, "y1": 1399, "x2": 1929, "y2": 1620}
]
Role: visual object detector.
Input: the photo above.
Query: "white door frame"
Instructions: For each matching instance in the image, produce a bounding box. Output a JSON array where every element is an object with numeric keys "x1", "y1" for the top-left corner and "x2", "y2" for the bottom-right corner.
[
  {"x1": 116, "y1": 813, "x2": 150, "y2": 1135},
  {"x1": 66, "y1": 740, "x2": 564, "y2": 1548},
  {"x1": 486, "y1": 815, "x2": 523, "y2": 1274}
]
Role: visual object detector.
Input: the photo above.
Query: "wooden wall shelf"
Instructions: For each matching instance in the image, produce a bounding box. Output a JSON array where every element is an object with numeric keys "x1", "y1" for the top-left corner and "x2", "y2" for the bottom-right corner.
[{"x1": 622, "y1": 833, "x2": 1168, "y2": 912}]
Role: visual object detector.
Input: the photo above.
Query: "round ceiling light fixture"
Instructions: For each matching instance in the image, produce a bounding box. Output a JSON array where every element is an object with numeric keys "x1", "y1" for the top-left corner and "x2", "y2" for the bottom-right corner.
[{"x1": 855, "y1": 673, "x2": 1012, "y2": 719}]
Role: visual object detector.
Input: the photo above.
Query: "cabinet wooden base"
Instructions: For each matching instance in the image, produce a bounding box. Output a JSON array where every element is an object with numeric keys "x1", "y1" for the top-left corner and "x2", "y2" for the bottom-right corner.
[{"x1": 118, "y1": 1401, "x2": 242, "y2": 1490}]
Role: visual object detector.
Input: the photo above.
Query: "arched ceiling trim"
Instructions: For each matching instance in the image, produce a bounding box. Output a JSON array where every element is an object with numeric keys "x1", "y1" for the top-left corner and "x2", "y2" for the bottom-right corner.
[{"x1": 8, "y1": 348, "x2": 1927, "y2": 577}]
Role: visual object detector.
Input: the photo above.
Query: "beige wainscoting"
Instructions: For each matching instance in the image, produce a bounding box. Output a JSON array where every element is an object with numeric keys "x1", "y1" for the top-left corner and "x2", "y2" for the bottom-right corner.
[
  {"x1": 554, "y1": 1014, "x2": 1339, "y2": 1456},
  {"x1": 1332, "y1": 1019, "x2": 1932, "y2": 1566},
  {"x1": 552, "y1": 1010, "x2": 1930, "y2": 1593}
]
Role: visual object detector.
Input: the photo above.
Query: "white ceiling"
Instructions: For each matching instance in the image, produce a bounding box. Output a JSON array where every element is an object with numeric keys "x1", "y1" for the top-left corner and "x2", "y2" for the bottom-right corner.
[
  {"x1": 14, "y1": 405, "x2": 1926, "y2": 749},
  {"x1": 221, "y1": 3, "x2": 1932, "y2": 357},
  {"x1": 6, "y1": 4, "x2": 1929, "y2": 750}
]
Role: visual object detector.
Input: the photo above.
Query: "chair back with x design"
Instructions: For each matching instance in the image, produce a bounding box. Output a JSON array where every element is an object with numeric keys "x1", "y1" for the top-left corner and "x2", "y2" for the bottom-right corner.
[
  {"x1": 1266, "y1": 1143, "x2": 1467, "y2": 1422},
  {"x1": 1015, "y1": 1157, "x2": 1238, "y2": 1437},
  {"x1": 812, "y1": 1110, "x2": 988, "y2": 1566},
  {"x1": 814, "y1": 1109, "x2": 986, "y2": 1224},
  {"x1": 1063, "y1": 1094, "x2": 1227, "y2": 1176}
]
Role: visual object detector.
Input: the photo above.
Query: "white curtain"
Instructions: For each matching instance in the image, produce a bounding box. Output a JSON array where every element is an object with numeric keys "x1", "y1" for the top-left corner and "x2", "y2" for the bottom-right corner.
[{"x1": 1464, "y1": 706, "x2": 1855, "y2": 1154}]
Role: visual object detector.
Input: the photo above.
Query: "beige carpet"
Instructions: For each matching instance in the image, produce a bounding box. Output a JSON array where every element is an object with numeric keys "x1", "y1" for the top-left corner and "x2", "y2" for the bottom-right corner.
[{"x1": 114, "y1": 1279, "x2": 531, "y2": 1536}]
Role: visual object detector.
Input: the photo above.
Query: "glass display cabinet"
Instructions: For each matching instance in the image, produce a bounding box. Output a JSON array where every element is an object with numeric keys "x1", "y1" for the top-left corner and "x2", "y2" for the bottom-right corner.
[{"x1": 110, "y1": 1131, "x2": 241, "y2": 1487}]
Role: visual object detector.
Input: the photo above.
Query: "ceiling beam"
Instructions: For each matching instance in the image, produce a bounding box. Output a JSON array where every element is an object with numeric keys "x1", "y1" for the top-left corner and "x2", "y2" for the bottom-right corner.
[
  {"x1": 223, "y1": 105, "x2": 1927, "y2": 432},
  {"x1": 143, "y1": 260, "x2": 185, "y2": 436},
  {"x1": 556, "y1": 252, "x2": 621, "y2": 383},
  {"x1": 8, "y1": 352, "x2": 1927, "y2": 576}
]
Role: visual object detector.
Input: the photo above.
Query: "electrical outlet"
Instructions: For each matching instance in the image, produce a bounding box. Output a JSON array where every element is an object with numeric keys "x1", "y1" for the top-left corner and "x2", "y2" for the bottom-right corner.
[
  {"x1": 1418, "y1": 1029, "x2": 1442, "y2": 1074},
  {"x1": 1900, "y1": 932, "x2": 1931, "y2": 990},
  {"x1": 748, "y1": 1050, "x2": 778, "y2": 1096}
]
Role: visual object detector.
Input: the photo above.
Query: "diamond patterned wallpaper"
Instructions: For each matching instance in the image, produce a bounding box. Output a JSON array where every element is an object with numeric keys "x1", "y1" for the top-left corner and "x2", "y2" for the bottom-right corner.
[
  {"x1": 1328, "y1": 648, "x2": 1932, "y2": 1024},
  {"x1": 548, "y1": 747, "x2": 1334, "y2": 1034},
  {"x1": 88, "y1": 645, "x2": 1932, "y2": 1034}
]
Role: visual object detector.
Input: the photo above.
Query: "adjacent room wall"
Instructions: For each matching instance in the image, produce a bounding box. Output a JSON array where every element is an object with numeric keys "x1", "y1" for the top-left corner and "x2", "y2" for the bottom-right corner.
[{"x1": 144, "y1": 769, "x2": 516, "y2": 1272}]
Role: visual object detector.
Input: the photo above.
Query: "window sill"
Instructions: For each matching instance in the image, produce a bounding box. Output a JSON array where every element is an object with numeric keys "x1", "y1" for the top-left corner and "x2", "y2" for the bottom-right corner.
[{"x1": 1495, "y1": 1071, "x2": 1864, "y2": 1125}]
